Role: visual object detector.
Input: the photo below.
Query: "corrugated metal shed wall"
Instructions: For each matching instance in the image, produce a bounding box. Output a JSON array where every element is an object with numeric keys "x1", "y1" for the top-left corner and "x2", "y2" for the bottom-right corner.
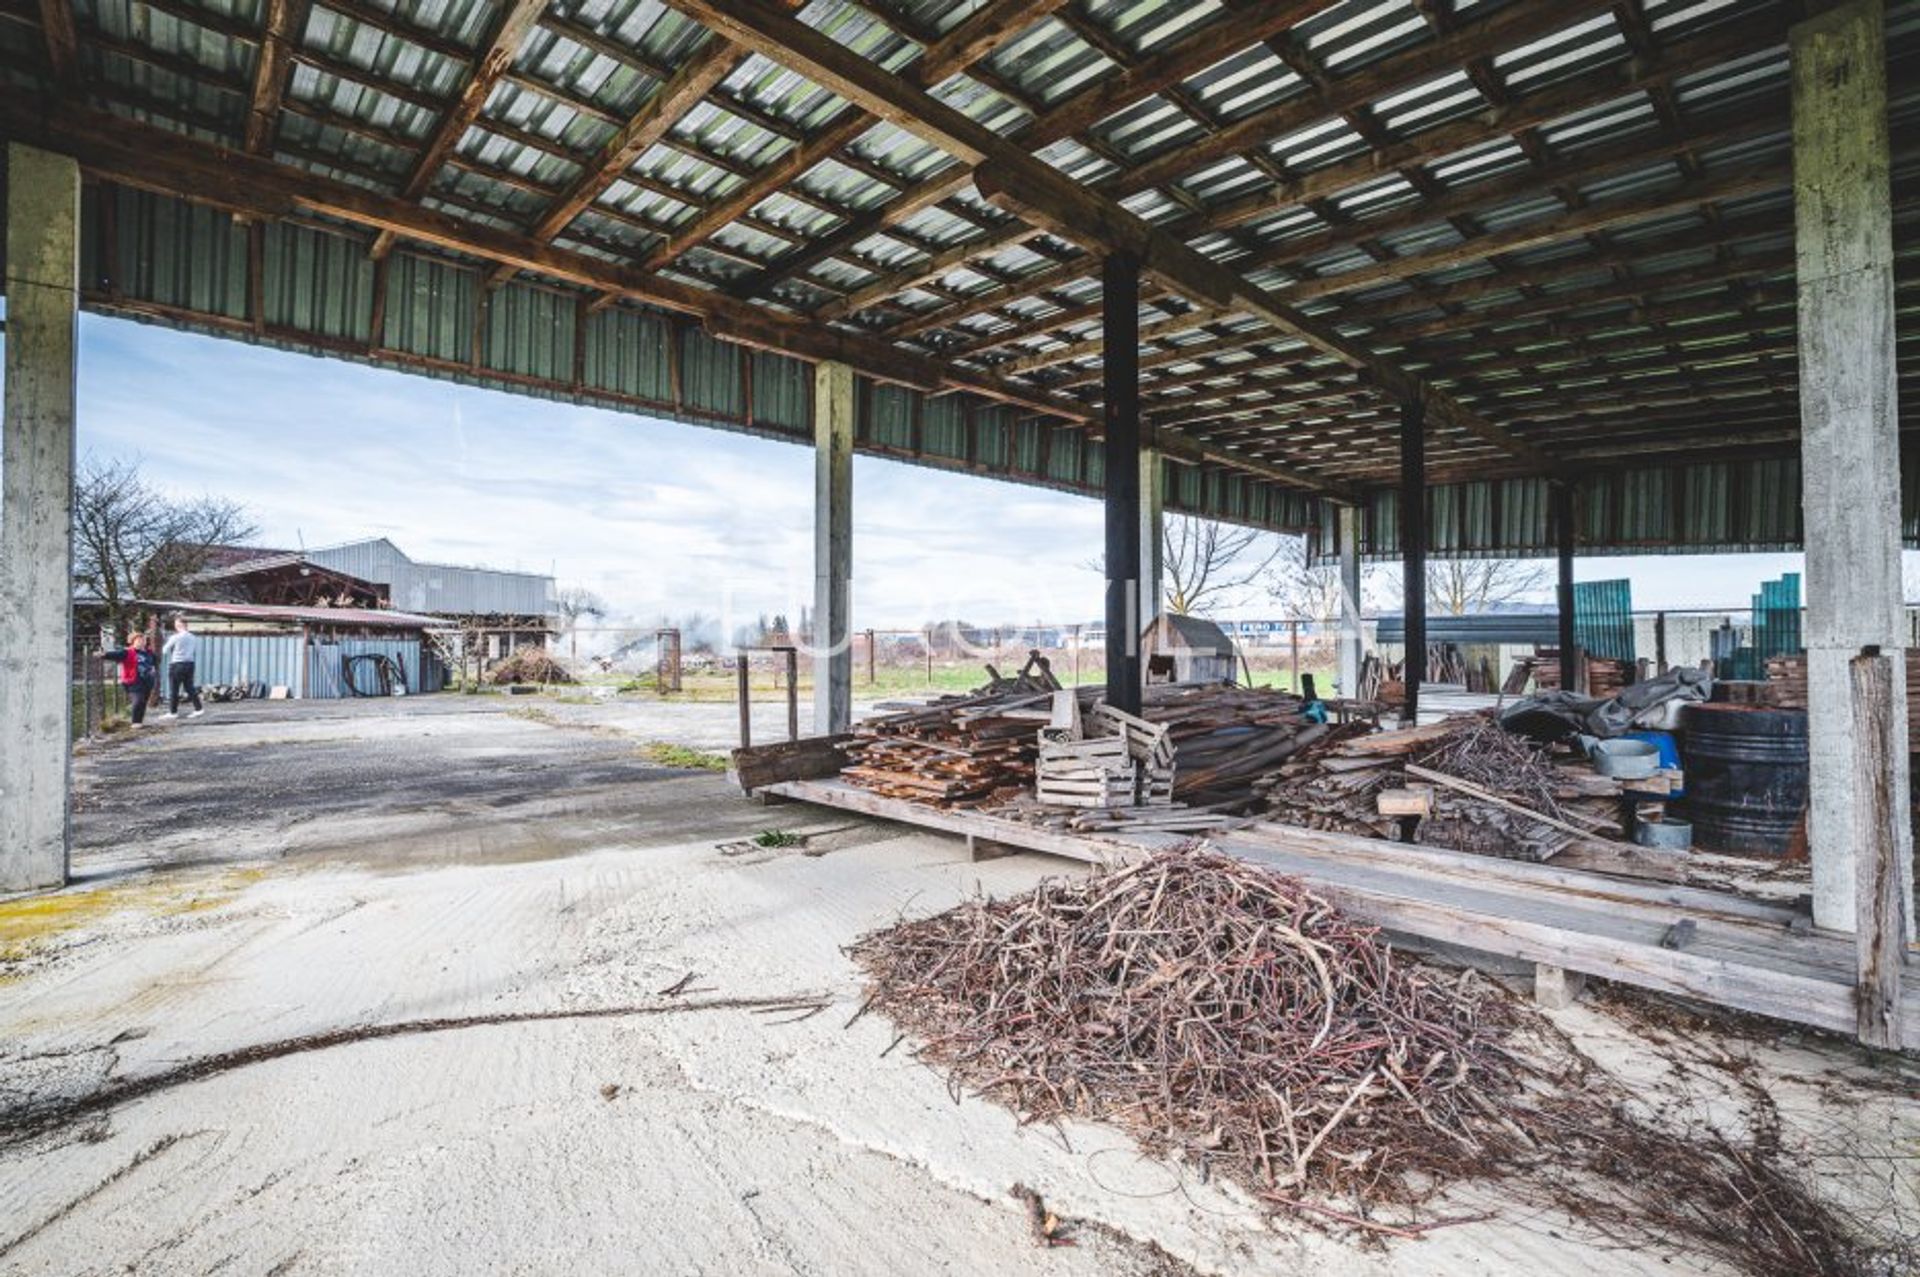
[
  {"x1": 66, "y1": 183, "x2": 1317, "y2": 535},
  {"x1": 1315, "y1": 453, "x2": 1871, "y2": 562},
  {"x1": 193, "y1": 634, "x2": 305, "y2": 693},
  {"x1": 66, "y1": 185, "x2": 1917, "y2": 553},
  {"x1": 306, "y1": 638, "x2": 437, "y2": 698}
]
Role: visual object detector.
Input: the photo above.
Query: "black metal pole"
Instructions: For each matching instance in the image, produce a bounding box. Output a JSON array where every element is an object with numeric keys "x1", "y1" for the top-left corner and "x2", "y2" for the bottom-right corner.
[
  {"x1": 1399, "y1": 397, "x2": 1426, "y2": 723},
  {"x1": 1553, "y1": 481, "x2": 1577, "y2": 689},
  {"x1": 1103, "y1": 252, "x2": 1142, "y2": 715}
]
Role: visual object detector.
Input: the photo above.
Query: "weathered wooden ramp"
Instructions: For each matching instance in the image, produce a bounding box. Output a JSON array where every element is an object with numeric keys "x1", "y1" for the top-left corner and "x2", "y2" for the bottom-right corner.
[{"x1": 763, "y1": 778, "x2": 1920, "y2": 1042}]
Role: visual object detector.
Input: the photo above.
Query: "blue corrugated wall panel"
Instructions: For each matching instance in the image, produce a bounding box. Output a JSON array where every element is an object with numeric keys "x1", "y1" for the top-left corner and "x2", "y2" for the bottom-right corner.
[
  {"x1": 194, "y1": 635, "x2": 304, "y2": 692},
  {"x1": 306, "y1": 638, "x2": 437, "y2": 698}
]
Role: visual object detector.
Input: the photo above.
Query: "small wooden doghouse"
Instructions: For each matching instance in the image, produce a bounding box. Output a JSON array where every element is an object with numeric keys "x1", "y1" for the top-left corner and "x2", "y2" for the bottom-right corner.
[{"x1": 1141, "y1": 614, "x2": 1241, "y2": 686}]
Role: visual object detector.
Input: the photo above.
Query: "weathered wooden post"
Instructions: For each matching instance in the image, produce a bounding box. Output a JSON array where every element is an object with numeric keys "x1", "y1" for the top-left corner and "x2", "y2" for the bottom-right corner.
[
  {"x1": 1851, "y1": 648, "x2": 1908, "y2": 1049},
  {"x1": 735, "y1": 653, "x2": 751, "y2": 750}
]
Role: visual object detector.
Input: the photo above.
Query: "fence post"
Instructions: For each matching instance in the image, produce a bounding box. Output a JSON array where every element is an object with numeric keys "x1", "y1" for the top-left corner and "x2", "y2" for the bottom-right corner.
[
  {"x1": 736, "y1": 654, "x2": 751, "y2": 751},
  {"x1": 785, "y1": 647, "x2": 799, "y2": 741},
  {"x1": 866, "y1": 628, "x2": 875, "y2": 685},
  {"x1": 925, "y1": 642, "x2": 932, "y2": 685},
  {"x1": 1290, "y1": 619, "x2": 1301, "y2": 692}
]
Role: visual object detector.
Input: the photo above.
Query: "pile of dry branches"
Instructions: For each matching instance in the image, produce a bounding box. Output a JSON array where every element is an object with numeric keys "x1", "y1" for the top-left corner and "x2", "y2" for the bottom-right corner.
[
  {"x1": 488, "y1": 645, "x2": 574, "y2": 685},
  {"x1": 851, "y1": 849, "x2": 1521, "y2": 1214},
  {"x1": 1414, "y1": 714, "x2": 1568, "y2": 823},
  {"x1": 852, "y1": 851, "x2": 1910, "y2": 1272}
]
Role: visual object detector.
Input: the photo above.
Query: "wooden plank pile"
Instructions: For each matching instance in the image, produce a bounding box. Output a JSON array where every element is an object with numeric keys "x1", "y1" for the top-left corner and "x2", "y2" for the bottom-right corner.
[
  {"x1": 840, "y1": 688, "x2": 1052, "y2": 806},
  {"x1": 1519, "y1": 650, "x2": 1628, "y2": 697},
  {"x1": 1259, "y1": 714, "x2": 1629, "y2": 862},
  {"x1": 1769, "y1": 648, "x2": 1920, "y2": 751}
]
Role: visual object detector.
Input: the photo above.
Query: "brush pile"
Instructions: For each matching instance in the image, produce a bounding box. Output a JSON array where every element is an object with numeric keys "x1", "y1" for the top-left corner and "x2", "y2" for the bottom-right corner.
[
  {"x1": 851, "y1": 849, "x2": 1520, "y2": 1212},
  {"x1": 1259, "y1": 714, "x2": 1621, "y2": 861},
  {"x1": 487, "y1": 645, "x2": 573, "y2": 685}
]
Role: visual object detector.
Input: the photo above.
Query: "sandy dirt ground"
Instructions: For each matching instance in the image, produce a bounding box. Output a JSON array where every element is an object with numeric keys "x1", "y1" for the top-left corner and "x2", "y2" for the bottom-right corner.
[{"x1": 2, "y1": 696, "x2": 1915, "y2": 1276}]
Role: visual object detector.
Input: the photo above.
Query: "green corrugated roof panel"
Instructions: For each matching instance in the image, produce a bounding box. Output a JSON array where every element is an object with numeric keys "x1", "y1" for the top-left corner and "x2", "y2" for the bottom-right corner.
[
  {"x1": 919, "y1": 395, "x2": 966, "y2": 461},
  {"x1": 583, "y1": 305, "x2": 673, "y2": 404},
  {"x1": 974, "y1": 407, "x2": 1012, "y2": 470},
  {"x1": 263, "y1": 221, "x2": 373, "y2": 342},
  {"x1": 384, "y1": 252, "x2": 472, "y2": 363},
  {"x1": 485, "y1": 283, "x2": 574, "y2": 383},
  {"x1": 751, "y1": 353, "x2": 809, "y2": 433},
  {"x1": 107, "y1": 186, "x2": 248, "y2": 320},
  {"x1": 680, "y1": 327, "x2": 743, "y2": 418},
  {"x1": 864, "y1": 381, "x2": 916, "y2": 449}
]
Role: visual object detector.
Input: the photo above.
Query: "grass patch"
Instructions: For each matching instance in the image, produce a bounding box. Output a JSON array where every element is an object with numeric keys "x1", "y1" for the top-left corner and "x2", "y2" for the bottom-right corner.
[
  {"x1": 752, "y1": 828, "x2": 805, "y2": 848},
  {"x1": 638, "y1": 741, "x2": 727, "y2": 771}
]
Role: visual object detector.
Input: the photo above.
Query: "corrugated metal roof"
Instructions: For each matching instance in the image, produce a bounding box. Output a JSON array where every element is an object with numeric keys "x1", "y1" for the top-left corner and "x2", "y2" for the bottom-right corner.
[
  {"x1": 6, "y1": 0, "x2": 1914, "y2": 534},
  {"x1": 145, "y1": 599, "x2": 442, "y2": 628}
]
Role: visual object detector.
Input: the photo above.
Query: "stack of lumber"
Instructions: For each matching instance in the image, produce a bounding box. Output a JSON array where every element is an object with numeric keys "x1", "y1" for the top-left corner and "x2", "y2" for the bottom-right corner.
[
  {"x1": 1258, "y1": 714, "x2": 1628, "y2": 863},
  {"x1": 840, "y1": 688, "x2": 1051, "y2": 805},
  {"x1": 1768, "y1": 648, "x2": 1920, "y2": 752},
  {"x1": 1514, "y1": 651, "x2": 1628, "y2": 697},
  {"x1": 1138, "y1": 683, "x2": 1323, "y2": 805}
]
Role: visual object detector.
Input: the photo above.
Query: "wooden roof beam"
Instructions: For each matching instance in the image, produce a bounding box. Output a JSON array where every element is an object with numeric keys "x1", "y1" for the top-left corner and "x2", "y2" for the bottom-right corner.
[
  {"x1": 10, "y1": 99, "x2": 1362, "y2": 498},
  {"x1": 485, "y1": 34, "x2": 747, "y2": 288},
  {"x1": 243, "y1": 0, "x2": 311, "y2": 155},
  {"x1": 737, "y1": 0, "x2": 1329, "y2": 301},
  {"x1": 636, "y1": 0, "x2": 1071, "y2": 279},
  {"x1": 658, "y1": 0, "x2": 1547, "y2": 473},
  {"x1": 35, "y1": 0, "x2": 76, "y2": 89},
  {"x1": 367, "y1": 0, "x2": 545, "y2": 262}
]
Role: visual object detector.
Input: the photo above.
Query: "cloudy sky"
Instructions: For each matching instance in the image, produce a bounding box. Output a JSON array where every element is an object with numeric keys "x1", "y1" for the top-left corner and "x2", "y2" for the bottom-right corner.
[{"x1": 72, "y1": 314, "x2": 1818, "y2": 629}]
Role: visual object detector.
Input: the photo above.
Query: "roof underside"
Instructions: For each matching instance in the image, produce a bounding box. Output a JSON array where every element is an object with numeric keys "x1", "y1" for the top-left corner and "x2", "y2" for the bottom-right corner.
[{"x1": 1, "y1": 0, "x2": 1916, "y2": 544}]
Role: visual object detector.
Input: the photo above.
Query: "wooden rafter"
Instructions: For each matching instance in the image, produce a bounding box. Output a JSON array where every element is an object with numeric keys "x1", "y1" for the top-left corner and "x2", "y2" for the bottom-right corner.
[
  {"x1": 35, "y1": 0, "x2": 75, "y2": 88},
  {"x1": 367, "y1": 0, "x2": 546, "y2": 262},
  {"x1": 733, "y1": 0, "x2": 1329, "y2": 301},
  {"x1": 243, "y1": 0, "x2": 311, "y2": 155},
  {"x1": 658, "y1": 0, "x2": 1549, "y2": 472},
  {"x1": 635, "y1": 0, "x2": 1073, "y2": 280},
  {"x1": 1, "y1": 96, "x2": 1363, "y2": 499},
  {"x1": 484, "y1": 33, "x2": 747, "y2": 288}
]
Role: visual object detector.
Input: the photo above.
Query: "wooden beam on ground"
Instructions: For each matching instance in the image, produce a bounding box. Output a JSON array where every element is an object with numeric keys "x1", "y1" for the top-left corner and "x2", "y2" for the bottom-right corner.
[
  {"x1": 368, "y1": 0, "x2": 545, "y2": 261},
  {"x1": 243, "y1": 0, "x2": 311, "y2": 155},
  {"x1": 658, "y1": 0, "x2": 1549, "y2": 473},
  {"x1": 487, "y1": 34, "x2": 746, "y2": 287}
]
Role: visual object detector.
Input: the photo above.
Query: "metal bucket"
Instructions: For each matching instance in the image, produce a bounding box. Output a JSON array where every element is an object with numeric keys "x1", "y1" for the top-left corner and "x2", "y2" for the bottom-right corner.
[{"x1": 1678, "y1": 704, "x2": 1809, "y2": 856}]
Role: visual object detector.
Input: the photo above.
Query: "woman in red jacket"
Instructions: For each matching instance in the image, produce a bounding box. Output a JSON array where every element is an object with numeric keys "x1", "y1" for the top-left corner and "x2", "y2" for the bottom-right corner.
[{"x1": 100, "y1": 631, "x2": 158, "y2": 726}]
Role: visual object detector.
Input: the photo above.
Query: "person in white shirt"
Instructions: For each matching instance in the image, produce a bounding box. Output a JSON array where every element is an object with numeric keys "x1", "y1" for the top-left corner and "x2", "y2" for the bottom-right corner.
[{"x1": 161, "y1": 616, "x2": 205, "y2": 719}]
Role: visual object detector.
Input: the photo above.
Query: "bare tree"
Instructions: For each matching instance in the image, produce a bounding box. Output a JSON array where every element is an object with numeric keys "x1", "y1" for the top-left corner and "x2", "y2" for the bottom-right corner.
[
  {"x1": 72, "y1": 455, "x2": 257, "y2": 633},
  {"x1": 1260, "y1": 534, "x2": 1387, "y2": 624},
  {"x1": 1162, "y1": 516, "x2": 1283, "y2": 616},
  {"x1": 554, "y1": 586, "x2": 607, "y2": 664},
  {"x1": 1423, "y1": 559, "x2": 1552, "y2": 616}
]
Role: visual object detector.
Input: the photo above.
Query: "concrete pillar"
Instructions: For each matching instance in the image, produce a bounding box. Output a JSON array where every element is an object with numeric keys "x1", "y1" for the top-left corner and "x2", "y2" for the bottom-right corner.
[
  {"x1": 1793, "y1": 0, "x2": 1912, "y2": 935},
  {"x1": 0, "y1": 144, "x2": 81, "y2": 893},
  {"x1": 1138, "y1": 447, "x2": 1164, "y2": 625},
  {"x1": 812, "y1": 361, "x2": 853, "y2": 735},
  {"x1": 1102, "y1": 252, "x2": 1142, "y2": 715},
  {"x1": 1336, "y1": 504, "x2": 1363, "y2": 697}
]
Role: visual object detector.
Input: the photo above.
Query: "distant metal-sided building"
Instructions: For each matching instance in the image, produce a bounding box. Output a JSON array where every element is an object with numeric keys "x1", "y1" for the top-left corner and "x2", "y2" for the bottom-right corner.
[{"x1": 195, "y1": 538, "x2": 558, "y2": 662}]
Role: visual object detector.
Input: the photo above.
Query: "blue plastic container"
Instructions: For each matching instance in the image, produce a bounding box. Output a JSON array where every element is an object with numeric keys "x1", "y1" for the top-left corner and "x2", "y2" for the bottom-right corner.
[{"x1": 1625, "y1": 729, "x2": 1683, "y2": 798}]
